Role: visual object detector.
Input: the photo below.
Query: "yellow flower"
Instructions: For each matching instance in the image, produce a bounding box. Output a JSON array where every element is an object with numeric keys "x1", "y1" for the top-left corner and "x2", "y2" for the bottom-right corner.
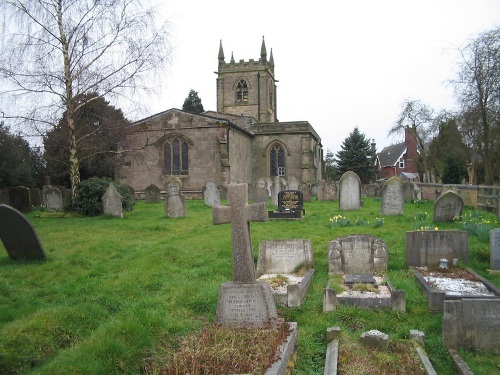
[{"x1": 434, "y1": 227, "x2": 439, "y2": 231}]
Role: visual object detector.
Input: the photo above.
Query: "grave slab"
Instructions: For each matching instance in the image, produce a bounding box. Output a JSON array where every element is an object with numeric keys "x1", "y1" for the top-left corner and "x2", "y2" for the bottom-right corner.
[
  {"x1": 0, "y1": 204, "x2": 46, "y2": 260},
  {"x1": 406, "y1": 230, "x2": 468, "y2": 267}
]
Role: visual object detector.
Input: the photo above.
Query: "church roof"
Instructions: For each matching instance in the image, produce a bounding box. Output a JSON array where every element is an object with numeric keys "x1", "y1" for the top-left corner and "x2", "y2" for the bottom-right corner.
[{"x1": 377, "y1": 142, "x2": 407, "y2": 167}]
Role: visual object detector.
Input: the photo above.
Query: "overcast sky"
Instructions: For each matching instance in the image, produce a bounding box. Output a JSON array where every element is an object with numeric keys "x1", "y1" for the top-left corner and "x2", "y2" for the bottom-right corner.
[{"x1": 146, "y1": 0, "x2": 500, "y2": 154}]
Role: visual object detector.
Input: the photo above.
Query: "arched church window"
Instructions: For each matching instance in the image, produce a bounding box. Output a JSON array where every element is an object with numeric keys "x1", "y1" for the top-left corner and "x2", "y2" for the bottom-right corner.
[
  {"x1": 164, "y1": 138, "x2": 189, "y2": 175},
  {"x1": 270, "y1": 143, "x2": 285, "y2": 176},
  {"x1": 235, "y1": 79, "x2": 248, "y2": 102}
]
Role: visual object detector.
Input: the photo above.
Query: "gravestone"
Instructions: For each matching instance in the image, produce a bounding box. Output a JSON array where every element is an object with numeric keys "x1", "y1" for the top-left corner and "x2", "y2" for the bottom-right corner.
[
  {"x1": 0, "y1": 190, "x2": 9, "y2": 205},
  {"x1": 30, "y1": 188, "x2": 42, "y2": 208},
  {"x1": 299, "y1": 182, "x2": 311, "y2": 202},
  {"x1": 287, "y1": 176, "x2": 300, "y2": 191},
  {"x1": 339, "y1": 171, "x2": 361, "y2": 210},
  {"x1": 328, "y1": 235, "x2": 388, "y2": 274},
  {"x1": 268, "y1": 190, "x2": 304, "y2": 219},
  {"x1": 320, "y1": 180, "x2": 337, "y2": 201},
  {"x1": 203, "y1": 180, "x2": 221, "y2": 207},
  {"x1": 271, "y1": 176, "x2": 283, "y2": 206},
  {"x1": 212, "y1": 183, "x2": 278, "y2": 327},
  {"x1": 406, "y1": 230, "x2": 468, "y2": 267},
  {"x1": 164, "y1": 177, "x2": 186, "y2": 218},
  {"x1": 102, "y1": 184, "x2": 123, "y2": 218},
  {"x1": 443, "y1": 299, "x2": 500, "y2": 353},
  {"x1": 253, "y1": 178, "x2": 269, "y2": 204},
  {"x1": 380, "y1": 177, "x2": 404, "y2": 215},
  {"x1": 256, "y1": 239, "x2": 314, "y2": 276},
  {"x1": 490, "y1": 228, "x2": 500, "y2": 271},
  {"x1": 434, "y1": 191, "x2": 464, "y2": 222},
  {"x1": 313, "y1": 180, "x2": 325, "y2": 200},
  {"x1": 0, "y1": 204, "x2": 46, "y2": 260},
  {"x1": 42, "y1": 186, "x2": 63, "y2": 212},
  {"x1": 144, "y1": 184, "x2": 161, "y2": 203},
  {"x1": 9, "y1": 186, "x2": 31, "y2": 213}
]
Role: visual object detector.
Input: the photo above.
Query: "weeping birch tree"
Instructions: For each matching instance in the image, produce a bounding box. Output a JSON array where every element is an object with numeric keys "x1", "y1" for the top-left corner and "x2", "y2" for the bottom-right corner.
[{"x1": 0, "y1": 0, "x2": 171, "y2": 198}]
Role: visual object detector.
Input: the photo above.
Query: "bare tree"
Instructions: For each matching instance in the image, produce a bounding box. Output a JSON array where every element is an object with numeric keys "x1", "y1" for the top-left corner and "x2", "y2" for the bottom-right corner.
[
  {"x1": 453, "y1": 27, "x2": 500, "y2": 184},
  {"x1": 388, "y1": 98, "x2": 435, "y2": 182},
  {"x1": 0, "y1": 0, "x2": 171, "y2": 197}
]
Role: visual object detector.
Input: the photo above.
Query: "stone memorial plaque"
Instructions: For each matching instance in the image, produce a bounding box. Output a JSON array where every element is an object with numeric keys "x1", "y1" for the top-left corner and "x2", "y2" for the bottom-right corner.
[
  {"x1": 490, "y1": 228, "x2": 500, "y2": 270},
  {"x1": 434, "y1": 191, "x2": 464, "y2": 222},
  {"x1": 0, "y1": 204, "x2": 46, "y2": 260},
  {"x1": 339, "y1": 171, "x2": 361, "y2": 210},
  {"x1": 380, "y1": 177, "x2": 404, "y2": 215},
  {"x1": 406, "y1": 230, "x2": 468, "y2": 267},
  {"x1": 328, "y1": 235, "x2": 388, "y2": 274},
  {"x1": 278, "y1": 190, "x2": 303, "y2": 211},
  {"x1": 256, "y1": 239, "x2": 313, "y2": 276}
]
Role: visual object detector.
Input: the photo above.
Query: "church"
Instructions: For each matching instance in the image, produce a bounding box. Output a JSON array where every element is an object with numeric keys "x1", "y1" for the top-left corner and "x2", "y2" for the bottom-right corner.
[{"x1": 116, "y1": 38, "x2": 324, "y2": 196}]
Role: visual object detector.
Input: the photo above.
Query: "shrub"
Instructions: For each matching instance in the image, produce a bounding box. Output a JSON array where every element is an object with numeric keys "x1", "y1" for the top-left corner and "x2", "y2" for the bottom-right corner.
[{"x1": 72, "y1": 177, "x2": 135, "y2": 216}]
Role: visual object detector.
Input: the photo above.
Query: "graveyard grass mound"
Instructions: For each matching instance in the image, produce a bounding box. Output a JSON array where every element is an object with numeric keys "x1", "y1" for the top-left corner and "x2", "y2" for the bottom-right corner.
[{"x1": 143, "y1": 320, "x2": 292, "y2": 374}]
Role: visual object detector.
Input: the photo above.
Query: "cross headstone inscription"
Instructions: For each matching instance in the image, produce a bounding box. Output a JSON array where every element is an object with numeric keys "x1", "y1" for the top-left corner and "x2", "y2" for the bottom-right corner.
[
  {"x1": 102, "y1": 184, "x2": 123, "y2": 218},
  {"x1": 0, "y1": 204, "x2": 46, "y2": 260},
  {"x1": 339, "y1": 171, "x2": 361, "y2": 210},
  {"x1": 212, "y1": 183, "x2": 278, "y2": 327},
  {"x1": 144, "y1": 184, "x2": 161, "y2": 203},
  {"x1": 433, "y1": 190, "x2": 464, "y2": 222},
  {"x1": 380, "y1": 177, "x2": 404, "y2": 215}
]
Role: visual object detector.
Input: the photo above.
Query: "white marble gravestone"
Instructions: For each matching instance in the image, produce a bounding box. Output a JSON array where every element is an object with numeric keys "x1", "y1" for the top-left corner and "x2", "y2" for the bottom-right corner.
[{"x1": 339, "y1": 171, "x2": 361, "y2": 210}]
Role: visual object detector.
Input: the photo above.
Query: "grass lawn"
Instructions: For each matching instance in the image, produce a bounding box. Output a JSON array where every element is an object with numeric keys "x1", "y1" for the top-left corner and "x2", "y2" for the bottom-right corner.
[{"x1": 0, "y1": 197, "x2": 499, "y2": 374}]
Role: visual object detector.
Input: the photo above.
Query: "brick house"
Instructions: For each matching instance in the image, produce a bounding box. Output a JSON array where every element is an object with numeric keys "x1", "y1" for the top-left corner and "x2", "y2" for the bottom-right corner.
[
  {"x1": 116, "y1": 38, "x2": 323, "y2": 195},
  {"x1": 376, "y1": 127, "x2": 420, "y2": 181}
]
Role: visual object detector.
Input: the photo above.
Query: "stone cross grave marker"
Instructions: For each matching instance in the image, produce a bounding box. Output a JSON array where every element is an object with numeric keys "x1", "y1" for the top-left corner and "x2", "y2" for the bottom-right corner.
[
  {"x1": 213, "y1": 183, "x2": 267, "y2": 283},
  {"x1": 102, "y1": 184, "x2": 123, "y2": 218},
  {"x1": 490, "y1": 228, "x2": 500, "y2": 271},
  {"x1": 433, "y1": 190, "x2": 464, "y2": 222},
  {"x1": 339, "y1": 171, "x2": 361, "y2": 210},
  {"x1": 0, "y1": 204, "x2": 46, "y2": 260}
]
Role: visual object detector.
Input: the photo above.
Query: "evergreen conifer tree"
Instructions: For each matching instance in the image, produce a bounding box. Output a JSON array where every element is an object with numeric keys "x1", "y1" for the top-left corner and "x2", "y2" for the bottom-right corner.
[
  {"x1": 334, "y1": 127, "x2": 376, "y2": 183},
  {"x1": 182, "y1": 90, "x2": 205, "y2": 114}
]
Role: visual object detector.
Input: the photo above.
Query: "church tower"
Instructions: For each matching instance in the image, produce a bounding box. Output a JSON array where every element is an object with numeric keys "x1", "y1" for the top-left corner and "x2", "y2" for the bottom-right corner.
[{"x1": 216, "y1": 37, "x2": 277, "y2": 123}]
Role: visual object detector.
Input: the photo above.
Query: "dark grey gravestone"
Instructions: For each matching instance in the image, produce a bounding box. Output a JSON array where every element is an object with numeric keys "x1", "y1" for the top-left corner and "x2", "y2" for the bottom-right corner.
[
  {"x1": 102, "y1": 184, "x2": 123, "y2": 218},
  {"x1": 253, "y1": 178, "x2": 269, "y2": 204},
  {"x1": 0, "y1": 190, "x2": 9, "y2": 205},
  {"x1": 256, "y1": 239, "x2": 314, "y2": 276},
  {"x1": 30, "y1": 188, "x2": 42, "y2": 208},
  {"x1": 406, "y1": 230, "x2": 468, "y2": 267},
  {"x1": 0, "y1": 204, "x2": 46, "y2": 260},
  {"x1": 213, "y1": 183, "x2": 277, "y2": 327},
  {"x1": 144, "y1": 184, "x2": 161, "y2": 203},
  {"x1": 381, "y1": 177, "x2": 404, "y2": 215},
  {"x1": 434, "y1": 190, "x2": 464, "y2": 222},
  {"x1": 42, "y1": 186, "x2": 63, "y2": 212},
  {"x1": 203, "y1": 180, "x2": 221, "y2": 207},
  {"x1": 328, "y1": 235, "x2": 388, "y2": 274},
  {"x1": 339, "y1": 171, "x2": 361, "y2": 210},
  {"x1": 9, "y1": 186, "x2": 31, "y2": 213},
  {"x1": 320, "y1": 180, "x2": 337, "y2": 201},
  {"x1": 490, "y1": 228, "x2": 500, "y2": 270},
  {"x1": 443, "y1": 299, "x2": 500, "y2": 353},
  {"x1": 164, "y1": 177, "x2": 186, "y2": 218}
]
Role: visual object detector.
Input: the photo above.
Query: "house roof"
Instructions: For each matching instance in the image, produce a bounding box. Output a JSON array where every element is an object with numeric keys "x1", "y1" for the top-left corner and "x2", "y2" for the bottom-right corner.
[{"x1": 377, "y1": 142, "x2": 407, "y2": 167}]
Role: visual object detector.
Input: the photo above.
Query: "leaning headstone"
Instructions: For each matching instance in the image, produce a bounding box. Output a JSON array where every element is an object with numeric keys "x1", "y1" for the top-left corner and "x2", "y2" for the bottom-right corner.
[
  {"x1": 256, "y1": 239, "x2": 314, "y2": 276},
  {"x1": 320, "y1": 180, "x2": 337, "y2": 201},
  {"x1": 9, "y1": 186, "x2": 31, "y2": 213},
  {"x1": 203, "y1": 180, "x2": 221, "y2": 207},
  {"x1": 102, "y1": 184, "x2": 123, "y2": 218},
  {"x1": 380, "y1": 177, "x2": 404, "y2": 215},
  {"x1": 434, "y1": 191, "x2": 464, "y2": 222},
  {"x1": 328, "y1": 235, "x2": 388, "y2": 274},
  {"x1": 212, "y1": 183, "x2": 278, "y2": 327},
  {"x1": 144, "y1": 184, "x2": 161, "y2": 203},
  {"x1": 253, "y1": 178, "x2": 269, "y2": 204},
  {"x1": 164, "y1": 177, "x2": 186, "y2": 218},
  {"x1": 339, "y1": 171, "x2": 361, "y2": 210},
  {"x1": 0, "y1": 204, "x2": 46, "y2": 260},
  {"x1": 42, "y1": 186, "x2": 63, "y2": 212},
  {"x1": 490, "y1": 228, "x2": 500, "y2": 271},
  {"x1": 406, "y1": 230, "x2": 468, "y2": 267},
  {"x1": 443, "y1": 299, "x2": 500, "y2": 353}
]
